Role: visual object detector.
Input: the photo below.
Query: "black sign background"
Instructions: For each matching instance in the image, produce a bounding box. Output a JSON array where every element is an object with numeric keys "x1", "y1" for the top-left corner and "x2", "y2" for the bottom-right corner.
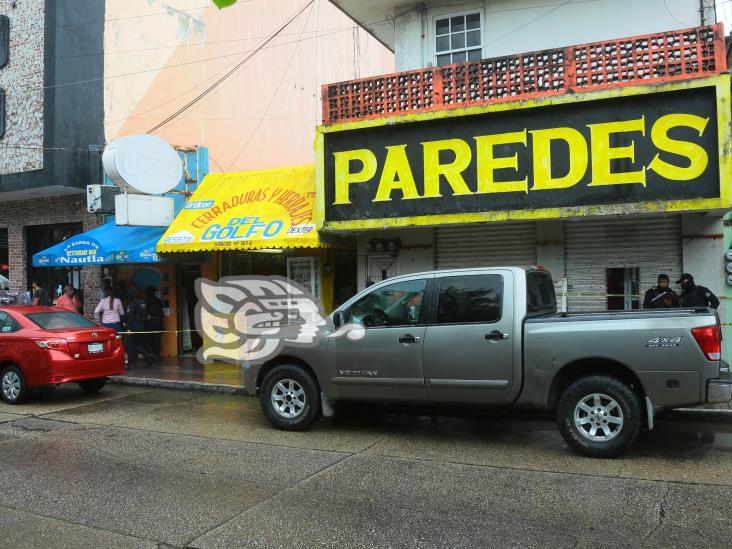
[{"x1": 323, "y1": 87, "x2": 719, "y2": 223}]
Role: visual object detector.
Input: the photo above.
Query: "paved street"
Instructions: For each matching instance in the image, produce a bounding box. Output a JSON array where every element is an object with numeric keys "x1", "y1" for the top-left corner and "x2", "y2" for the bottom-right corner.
[{"x1": 0, "y1": 384, "x2": 729, "y2": 548}]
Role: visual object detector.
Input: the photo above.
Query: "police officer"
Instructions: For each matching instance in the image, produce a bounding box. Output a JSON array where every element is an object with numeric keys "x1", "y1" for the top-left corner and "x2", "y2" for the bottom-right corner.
[
  {"x1": 643, "y1": 274, "x2": 680, "y2": 308},
  {"x1": 677, "y1": 273, "x2": 720, "y2": 309}
]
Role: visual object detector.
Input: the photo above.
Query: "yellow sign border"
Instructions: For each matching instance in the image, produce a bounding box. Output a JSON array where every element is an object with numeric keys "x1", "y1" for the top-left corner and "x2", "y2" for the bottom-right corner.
[{"x1": 315, "y1": 74, "x2": 732, "y2": 231}]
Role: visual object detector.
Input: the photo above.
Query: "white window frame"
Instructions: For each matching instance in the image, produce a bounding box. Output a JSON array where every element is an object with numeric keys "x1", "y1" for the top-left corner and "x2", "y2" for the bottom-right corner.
[{"x1": 432, "y1": 9, "x2": 484, "y2": 67}]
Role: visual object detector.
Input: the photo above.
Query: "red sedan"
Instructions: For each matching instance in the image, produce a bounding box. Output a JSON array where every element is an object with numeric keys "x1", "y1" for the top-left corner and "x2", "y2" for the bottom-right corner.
[{"x1": 0, "y1": 306, "x2": 124, "y2": 404}]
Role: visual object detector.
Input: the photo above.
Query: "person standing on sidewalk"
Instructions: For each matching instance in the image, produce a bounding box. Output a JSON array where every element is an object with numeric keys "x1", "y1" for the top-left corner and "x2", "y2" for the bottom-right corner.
[
  {"x1": 677, "y1": 273, "x2": 720, "y2": 309},
  {"x1": 124, "y1": 290, "x2": 154, "y2": 367},
  {"x1": 94, "y1": 286, "x2": 125, "y2": 331},
  {"x1": 56, "y1": 285, "x2": 82, "y2": 314},
  {"x1": 144, "y1": 286, "x2": 164, "y2": 362},
  {"x1": 643, "y1": 274, "x2": 679, "y2": 309}
]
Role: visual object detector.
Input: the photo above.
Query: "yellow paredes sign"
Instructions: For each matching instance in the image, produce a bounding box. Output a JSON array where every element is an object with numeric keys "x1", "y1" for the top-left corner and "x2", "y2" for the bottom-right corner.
[{"x1": 158, "y1": 165, "x2": 322, "y2": 252}]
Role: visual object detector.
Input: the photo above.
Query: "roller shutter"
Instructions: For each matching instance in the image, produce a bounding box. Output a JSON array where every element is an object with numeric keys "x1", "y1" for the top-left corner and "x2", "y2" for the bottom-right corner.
[
  {"x1": 565, "y1": 216, "x2": 682, "y2": 312},
  {"x1": 435, "y1": 222, "x2": 537, "y2": 269}
]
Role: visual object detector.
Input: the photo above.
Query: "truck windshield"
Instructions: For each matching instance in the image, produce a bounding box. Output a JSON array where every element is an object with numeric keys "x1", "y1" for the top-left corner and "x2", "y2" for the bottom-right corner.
[{"x1": 526, "y1": 271, "x2": 557, "y2": 315}]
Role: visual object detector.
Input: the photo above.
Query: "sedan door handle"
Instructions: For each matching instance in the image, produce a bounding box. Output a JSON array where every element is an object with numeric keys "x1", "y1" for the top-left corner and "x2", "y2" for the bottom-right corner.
[
  {"x1": 485, "y1": 330, "x2": 509, "y2": 341},
  {"x1": 398, "y1": 334, "x2": 421, "y2": 344}
]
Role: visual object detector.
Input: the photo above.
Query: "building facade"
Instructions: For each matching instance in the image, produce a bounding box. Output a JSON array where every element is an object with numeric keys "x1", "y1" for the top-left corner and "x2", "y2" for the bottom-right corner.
[
  {"x1": 317, "y1": 0, "x2": 731, "y2": 353},
  {"x1": 0, "y1": 0, "x2": 105, "y2": 312}
]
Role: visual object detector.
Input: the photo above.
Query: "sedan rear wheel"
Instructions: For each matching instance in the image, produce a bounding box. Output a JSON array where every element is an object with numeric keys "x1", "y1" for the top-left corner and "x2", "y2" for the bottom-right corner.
[{"x1": 1, "y1": 366, "x2": 29, "y2": 405}]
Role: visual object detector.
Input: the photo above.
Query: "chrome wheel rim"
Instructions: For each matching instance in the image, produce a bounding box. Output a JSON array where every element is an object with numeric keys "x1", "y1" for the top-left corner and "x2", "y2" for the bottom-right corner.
[
  {"x1": 2, "y1": 372, "x2": 21, "y2": 401},
  {"x1": 271, "y1": 379, "x2": 306, "y2": 419},
  {"x1": 574, "y1": 393, "x2": 624, "y2": 442}
]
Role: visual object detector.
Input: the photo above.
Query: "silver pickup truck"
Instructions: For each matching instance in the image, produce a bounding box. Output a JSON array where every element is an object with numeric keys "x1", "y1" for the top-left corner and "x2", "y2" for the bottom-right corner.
[{"x1": 246, "y1": 267, "x2": 732, "y2": 458}]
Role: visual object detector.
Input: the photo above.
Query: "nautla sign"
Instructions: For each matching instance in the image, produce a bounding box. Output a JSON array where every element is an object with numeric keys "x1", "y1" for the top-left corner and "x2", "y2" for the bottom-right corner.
[{"x1": 320, "y1": 81, "x2": 729, "y2": 227}]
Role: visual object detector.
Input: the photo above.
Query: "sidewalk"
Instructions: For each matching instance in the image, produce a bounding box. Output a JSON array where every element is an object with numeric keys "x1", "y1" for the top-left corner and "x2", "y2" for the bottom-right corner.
[
  {"x1": 109, "y1": 355, "x2": 248, "y2": 394},
  {"x1": 109, "y1": 356, "x2": 731, "y2": 416}
]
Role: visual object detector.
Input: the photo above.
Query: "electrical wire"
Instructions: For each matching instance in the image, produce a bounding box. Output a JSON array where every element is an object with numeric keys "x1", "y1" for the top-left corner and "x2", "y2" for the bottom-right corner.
[
  {"x1": 102, "y1": 27, "x2": 347, "y2": 125},
  {"x1": 146, "y1": 0, "x2": 315, "y2": 135},
  {"x1": 42, "y1": 25, "x2": 346, "y2": 91},
  {"x1": 224, "y1": 1, "x2": 316, "y2": 169}
]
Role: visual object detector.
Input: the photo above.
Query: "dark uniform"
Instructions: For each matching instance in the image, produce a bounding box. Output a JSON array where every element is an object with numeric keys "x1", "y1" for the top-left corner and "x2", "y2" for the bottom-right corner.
[
  {"x1": 643, "y1": 287, "x2": 680, "y2": 308},
  {"x1": 677, "y1": 273, "x2": 720, "y2": 309}
]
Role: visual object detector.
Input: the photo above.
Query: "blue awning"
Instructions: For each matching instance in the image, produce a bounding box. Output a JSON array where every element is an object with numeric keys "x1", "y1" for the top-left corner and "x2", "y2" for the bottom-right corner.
[{"x1": 33, "y1": 222, "x2": 165, "y2": 267}]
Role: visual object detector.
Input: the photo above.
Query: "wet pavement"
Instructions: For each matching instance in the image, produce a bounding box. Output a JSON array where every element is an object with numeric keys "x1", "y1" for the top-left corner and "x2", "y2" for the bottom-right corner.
[
  {"x1": 0, "y1": 385, "x2": 730, "y2": 547},
  {"x1": 119, "y1": 355, "x2": 245, "y2": 387}
]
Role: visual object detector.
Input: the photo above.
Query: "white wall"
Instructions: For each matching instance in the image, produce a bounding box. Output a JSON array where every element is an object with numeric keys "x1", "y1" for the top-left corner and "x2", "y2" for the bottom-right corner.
[
  {"x1": 395, "y1": 0, "x2": 711, "y2": 71},
  {"x1": 356, "y1": 228, "x2": 435, "y2": 290},
  {"x1": 681, "y1": 213, "x2": 725, "y2": 302}
]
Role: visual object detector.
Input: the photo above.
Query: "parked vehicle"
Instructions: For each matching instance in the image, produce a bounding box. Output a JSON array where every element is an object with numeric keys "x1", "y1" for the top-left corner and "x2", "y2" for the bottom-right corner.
[
  {"x1": 247, "y1": 267, "x2": 732, "y2": 458},
  {"x1": 0, "y1": 306, "x2": 125, "y2": 404}
]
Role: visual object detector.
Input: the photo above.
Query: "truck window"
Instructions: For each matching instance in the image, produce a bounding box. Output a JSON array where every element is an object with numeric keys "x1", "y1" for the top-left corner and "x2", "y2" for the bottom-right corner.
[
  {"x1": 526, "y1": 271, "x2": 557, "y2": 315},
  {"x1": 435, "y1": 275, "x2": 502, "y2": 324},
  {"x1": 348, "y1": 279, "x2": 427, "y2": 327}
]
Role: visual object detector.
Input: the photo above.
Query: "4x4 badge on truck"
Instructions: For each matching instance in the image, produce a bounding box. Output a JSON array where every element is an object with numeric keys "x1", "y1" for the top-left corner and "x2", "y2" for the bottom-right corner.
[{"x1": 646, "y1": 336, "x2": 682, "y2": 348}]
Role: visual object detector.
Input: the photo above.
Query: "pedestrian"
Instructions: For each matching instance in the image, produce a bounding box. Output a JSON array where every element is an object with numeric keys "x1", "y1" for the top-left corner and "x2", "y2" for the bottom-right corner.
[
  {"x1": 94, "y1": 286, "x2": 125, "y2": 331},
  {"x1": 56, "y1": 285, "x2": 82, "y2": 313},
  {"x1": 642, "y1": 274, "x2": 679, "y2": 309},
  {"x1": 144, "y1": 286, "x2": 164, "y2": 362},
  {"x1": 124, "y1": 290, "x2": 155, "y2": 367},
  {"x1": 31, "y1": 280, "x2": 48, "y2": 306},
  {"x1": 677, "y1": 273, "x2": 720, "y2": 309}
]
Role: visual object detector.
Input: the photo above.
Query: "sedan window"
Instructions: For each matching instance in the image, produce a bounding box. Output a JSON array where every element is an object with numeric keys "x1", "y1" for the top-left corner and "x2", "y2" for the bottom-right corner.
[
  {"x1": 25, "y1": 311, "x2": 96, "y2": 330},
  {"x1": 0, "y1": 312, "x2": 19, "y2": 333}
]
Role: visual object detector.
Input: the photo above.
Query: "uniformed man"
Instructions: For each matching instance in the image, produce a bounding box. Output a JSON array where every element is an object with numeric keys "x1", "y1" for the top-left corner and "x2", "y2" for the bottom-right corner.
[
  {"x1": 643, "y1": 274, "x2": 680, "y2": 308},
  {"x1": 677, "y1": 273, "x2": 720, "y2": 309}
]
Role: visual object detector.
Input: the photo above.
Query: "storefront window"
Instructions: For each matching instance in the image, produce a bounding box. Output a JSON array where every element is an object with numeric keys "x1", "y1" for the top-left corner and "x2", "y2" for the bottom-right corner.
[
  {"x1": 26, "y1": 224, "x2": 84, "y2": 306},
  {"x1": 287, "y1": 257, "x2": 320, "y2": 301}
]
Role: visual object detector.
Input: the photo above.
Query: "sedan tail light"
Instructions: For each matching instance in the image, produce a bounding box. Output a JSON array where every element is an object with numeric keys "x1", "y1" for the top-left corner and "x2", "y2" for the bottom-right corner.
[
  {"x1": 691, "y1": 325, "x2": 721, "y2": 361},
  {"x1": 35, "y1": 339, "x2": 70, "y2": 354},
  {"x1": 111, "y1": 334, "x2": 123, "y2": 349}
]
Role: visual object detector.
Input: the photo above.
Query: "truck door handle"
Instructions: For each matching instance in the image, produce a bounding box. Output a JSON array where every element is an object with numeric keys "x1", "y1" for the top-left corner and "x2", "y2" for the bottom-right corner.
[
  {"x1": 398, "y1": 334, "x2": 421, "y2": 344},
  {"x1": 485, "y1": 330, "x2": 509, "y2": 341}
]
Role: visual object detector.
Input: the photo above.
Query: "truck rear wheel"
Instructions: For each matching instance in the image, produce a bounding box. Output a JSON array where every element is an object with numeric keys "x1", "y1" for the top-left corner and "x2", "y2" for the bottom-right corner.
[
  {"x1": 259, "y1": 365, "x2": 321, "y2": 431},
  {"x1": 557, "y1": 375, "x2": 641, "y2": 458}
]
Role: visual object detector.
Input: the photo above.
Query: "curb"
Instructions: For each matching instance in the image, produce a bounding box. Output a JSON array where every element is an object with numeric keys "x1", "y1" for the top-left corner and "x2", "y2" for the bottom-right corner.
[{"x1": 109, "y1": 375, "x2": 250, "y2": 395}]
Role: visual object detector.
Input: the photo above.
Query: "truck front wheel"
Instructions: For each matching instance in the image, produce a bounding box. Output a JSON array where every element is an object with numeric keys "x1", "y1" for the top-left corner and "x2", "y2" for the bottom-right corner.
[
  {"x1": 557, "y1": 375, "x2": 642, "y2": 458},
  {"x1": 259, "y1": 365, "x2": 321, "y2": 431}
]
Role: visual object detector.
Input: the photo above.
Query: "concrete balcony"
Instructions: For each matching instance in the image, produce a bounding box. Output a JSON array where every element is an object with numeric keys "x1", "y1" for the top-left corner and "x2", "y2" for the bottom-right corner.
[{"x1": 321, "y1": 24, "x2": 726, "y2": 126}]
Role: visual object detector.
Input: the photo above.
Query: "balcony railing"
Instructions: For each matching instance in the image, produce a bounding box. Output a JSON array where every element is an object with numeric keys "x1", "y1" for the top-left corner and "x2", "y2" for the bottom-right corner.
[{"x1": 322, "y1": 23, "x2": 726, "y2": 125}]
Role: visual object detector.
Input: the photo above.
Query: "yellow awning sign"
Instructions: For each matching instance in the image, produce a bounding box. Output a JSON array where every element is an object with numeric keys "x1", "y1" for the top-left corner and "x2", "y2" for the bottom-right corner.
[{"x1": 158, "y1": 165, "x2": 325, "y2": 252}]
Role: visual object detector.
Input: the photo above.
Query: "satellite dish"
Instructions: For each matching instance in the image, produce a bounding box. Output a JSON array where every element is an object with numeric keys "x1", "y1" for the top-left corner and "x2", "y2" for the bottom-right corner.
[{"x1": 102, "y1": 135, "x2": 183, "y2": 195}]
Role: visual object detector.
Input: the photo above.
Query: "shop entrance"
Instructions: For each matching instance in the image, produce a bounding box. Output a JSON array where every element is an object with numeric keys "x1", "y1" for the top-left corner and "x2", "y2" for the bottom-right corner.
[
  {"x1": 606, "y1": 267, "x2": 640, "y2": 310},
  {"x1": 178, "y1": 265, "x2": 203, "y2": 353}
]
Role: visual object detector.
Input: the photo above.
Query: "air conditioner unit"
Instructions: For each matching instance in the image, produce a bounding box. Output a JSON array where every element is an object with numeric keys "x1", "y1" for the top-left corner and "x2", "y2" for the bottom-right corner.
[{"x1": 86, "y1": 184, "x2": 118, "y2": 214}]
